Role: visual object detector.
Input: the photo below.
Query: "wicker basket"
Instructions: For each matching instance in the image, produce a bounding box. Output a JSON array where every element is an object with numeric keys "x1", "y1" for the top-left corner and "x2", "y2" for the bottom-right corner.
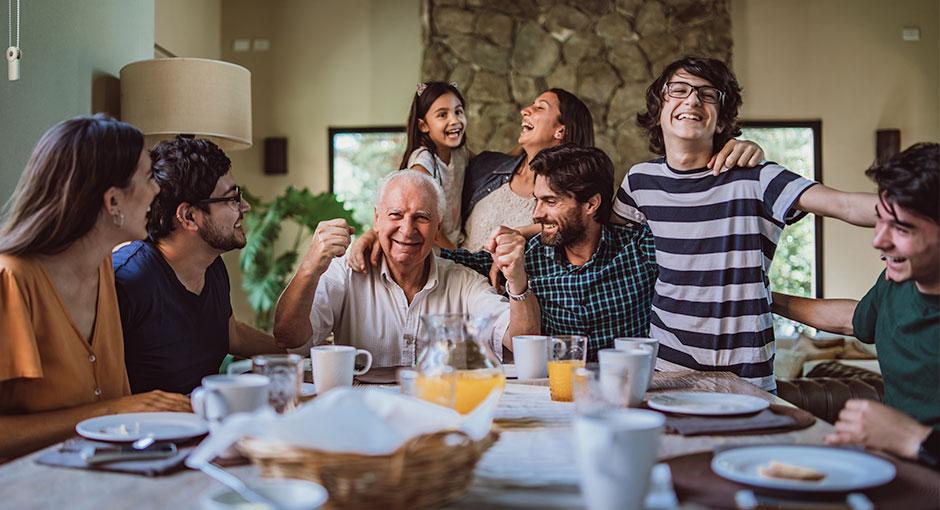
[{"x1": 237, "y1": 430, "x2": 499, "y2": 510}]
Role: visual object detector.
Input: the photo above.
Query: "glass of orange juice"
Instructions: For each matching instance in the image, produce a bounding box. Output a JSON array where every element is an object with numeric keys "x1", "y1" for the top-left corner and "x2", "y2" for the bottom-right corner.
[{"x1": 548, "y1": 335, "x2": 587, "y2": 402}]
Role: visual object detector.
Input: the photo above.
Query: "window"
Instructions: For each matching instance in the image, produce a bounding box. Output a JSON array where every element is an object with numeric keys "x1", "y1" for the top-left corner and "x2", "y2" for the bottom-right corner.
[
  {"x1": 740, "y1": 121, "x2": 822, "y2": 336},
  {"x1": 329, "y1": 127, "x2": 407, "y2": 231}
]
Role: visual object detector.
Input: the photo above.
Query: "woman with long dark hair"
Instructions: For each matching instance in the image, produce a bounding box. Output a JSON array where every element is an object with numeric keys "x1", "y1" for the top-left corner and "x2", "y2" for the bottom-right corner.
[{"x1": 0, "y1": 115, "x2": 191, "y2": 458}]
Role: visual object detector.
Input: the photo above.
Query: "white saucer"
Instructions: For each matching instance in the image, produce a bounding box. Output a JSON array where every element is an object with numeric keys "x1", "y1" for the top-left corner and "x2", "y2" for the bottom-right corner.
[
  {"x1": 76, "y1": 412, "x2": 208, "y2": 442},
  {"x1": 647, "y1": 391, "x2": 769, "y2": 416}
]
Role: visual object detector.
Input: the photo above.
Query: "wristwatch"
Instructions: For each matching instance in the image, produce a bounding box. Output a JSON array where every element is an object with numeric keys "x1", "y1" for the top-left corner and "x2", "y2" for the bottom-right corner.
[
  {"x1": 916, "y1": 429, "x2": 939, "y2": 469},
  {"x1": 507, "y1": 284, "x2": 532, "y2": 302}
]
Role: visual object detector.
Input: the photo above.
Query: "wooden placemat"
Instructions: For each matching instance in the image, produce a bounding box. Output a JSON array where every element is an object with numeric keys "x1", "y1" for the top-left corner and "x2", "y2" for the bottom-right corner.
[{"x1": 664, "y1": 449, "x2": 940, "y2": 509}]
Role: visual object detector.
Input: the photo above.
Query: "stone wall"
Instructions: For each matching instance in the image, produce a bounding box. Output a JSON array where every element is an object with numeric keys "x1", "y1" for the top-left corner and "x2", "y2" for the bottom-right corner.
[{"x1": 420, "y1": 0, "x2": 732, "y2": 180}]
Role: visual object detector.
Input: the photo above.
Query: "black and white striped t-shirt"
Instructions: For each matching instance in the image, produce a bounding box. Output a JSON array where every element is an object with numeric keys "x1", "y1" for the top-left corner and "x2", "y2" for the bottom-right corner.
[{"x1": 613, "y1": 158, "x2": 815, "y2": 391}]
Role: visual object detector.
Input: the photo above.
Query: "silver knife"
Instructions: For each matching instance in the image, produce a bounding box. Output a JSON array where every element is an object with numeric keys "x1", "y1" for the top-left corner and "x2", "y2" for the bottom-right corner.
[{"x1": 79, "y1": 443, "x2": 178, "y2": 465}]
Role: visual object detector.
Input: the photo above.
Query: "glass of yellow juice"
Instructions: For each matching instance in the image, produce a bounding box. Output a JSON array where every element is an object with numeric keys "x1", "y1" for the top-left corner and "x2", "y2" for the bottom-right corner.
[{"x1": 548, "y1": 335, "x2": 588, "y2": 402}]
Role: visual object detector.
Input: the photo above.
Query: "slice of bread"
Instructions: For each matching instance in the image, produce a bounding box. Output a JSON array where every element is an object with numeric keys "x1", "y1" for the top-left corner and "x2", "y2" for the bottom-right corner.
[{"x1": 757, "y1": 461, "x2": 826, "y2": 482}]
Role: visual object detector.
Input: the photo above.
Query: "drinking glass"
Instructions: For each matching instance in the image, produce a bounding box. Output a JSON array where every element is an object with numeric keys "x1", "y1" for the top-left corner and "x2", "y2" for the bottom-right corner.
[
  {"x1": 548, "y1": 335, "x2": 587, "y2": 402},
  {"x1": 573, "y1": 367, "x2": 631, "y2": 414},
  {"x1": 252, "y1": 354, "x2": 303, "y2": 413}
]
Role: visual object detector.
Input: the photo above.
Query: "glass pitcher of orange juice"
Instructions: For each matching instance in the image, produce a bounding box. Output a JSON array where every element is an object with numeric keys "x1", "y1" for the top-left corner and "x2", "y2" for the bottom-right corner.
[{"x1": 415, "y1": 313, "x2": 506, "y2": 414}]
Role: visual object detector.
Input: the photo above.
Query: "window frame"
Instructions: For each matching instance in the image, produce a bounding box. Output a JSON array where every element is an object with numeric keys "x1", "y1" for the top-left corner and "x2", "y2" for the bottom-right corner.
[
  {"x1": 327, "y1": 126, "x2": 406, "y2": 195},
  {"x1": 741, "y1": 120, "x2": 824, "y2": 297}
]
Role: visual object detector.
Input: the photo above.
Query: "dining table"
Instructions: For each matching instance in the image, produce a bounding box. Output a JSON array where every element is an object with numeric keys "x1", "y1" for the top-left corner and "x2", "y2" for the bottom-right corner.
[{"x1": 0, "y1": 371, "x2": 841, "y2": 509}]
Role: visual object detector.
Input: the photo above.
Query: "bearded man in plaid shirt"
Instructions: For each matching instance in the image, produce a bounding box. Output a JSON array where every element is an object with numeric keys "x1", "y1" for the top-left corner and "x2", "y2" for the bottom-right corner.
[{"x1": 441, "y1": 144, "x2": 658, "y2": 361}]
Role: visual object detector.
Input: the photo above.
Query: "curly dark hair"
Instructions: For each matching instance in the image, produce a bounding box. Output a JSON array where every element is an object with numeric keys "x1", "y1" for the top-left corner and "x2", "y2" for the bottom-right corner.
[
  {"x1": 637, "y1": 56, "x2": 743, "y2": 155},
  {"x1": 147, "y1": 136, "x2": 231, "y2": 241},
  {"x1": 865, "y1": 142, "x2": 939, "y2": 224},
  {"x1": 529, "y1": 143, "x2": 614, "y2": 224}
]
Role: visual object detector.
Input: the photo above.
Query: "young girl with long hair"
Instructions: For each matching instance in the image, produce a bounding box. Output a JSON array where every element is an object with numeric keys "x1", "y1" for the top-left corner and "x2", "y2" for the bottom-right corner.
[{"x1": 399, "y1": 81, "x2": 470, "y2": 249}]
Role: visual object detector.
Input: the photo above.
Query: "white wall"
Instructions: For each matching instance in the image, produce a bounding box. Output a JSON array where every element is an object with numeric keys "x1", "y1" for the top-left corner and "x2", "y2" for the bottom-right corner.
[
  {"x1": 155, "y1": 0, "x2": 221, "y2": 58},
  {"x1": 732, "y1": 0, "x2": 939, "y2": 299}
]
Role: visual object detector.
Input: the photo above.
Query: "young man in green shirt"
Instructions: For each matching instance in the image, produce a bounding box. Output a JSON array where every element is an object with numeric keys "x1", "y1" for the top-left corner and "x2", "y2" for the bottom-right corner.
[{"x1": 773, "y1": 142, "x2": 939, "y2": 468}]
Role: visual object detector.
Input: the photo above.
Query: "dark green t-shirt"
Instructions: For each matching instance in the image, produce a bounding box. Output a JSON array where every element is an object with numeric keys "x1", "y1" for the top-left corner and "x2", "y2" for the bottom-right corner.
[{"x1": 853, "y1": 272, "x2": 940, "y2": 428}]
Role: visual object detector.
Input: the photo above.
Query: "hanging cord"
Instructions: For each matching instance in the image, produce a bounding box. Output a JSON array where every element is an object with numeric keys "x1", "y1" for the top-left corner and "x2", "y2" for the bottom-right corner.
[{"x1": 8, "y1": 0, "x2": 19, "y2": 49}]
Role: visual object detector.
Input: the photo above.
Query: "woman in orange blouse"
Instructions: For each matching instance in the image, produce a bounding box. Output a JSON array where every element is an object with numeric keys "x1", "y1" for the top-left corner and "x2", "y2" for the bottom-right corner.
[{"x1": 0, "y1": 115, "x2": 191, "y2": 458}]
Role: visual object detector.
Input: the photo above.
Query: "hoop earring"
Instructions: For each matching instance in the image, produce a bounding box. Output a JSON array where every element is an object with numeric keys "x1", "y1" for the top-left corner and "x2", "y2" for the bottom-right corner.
[{"x1": 111, "y1": 210, "x2": 125, "y2": 228}]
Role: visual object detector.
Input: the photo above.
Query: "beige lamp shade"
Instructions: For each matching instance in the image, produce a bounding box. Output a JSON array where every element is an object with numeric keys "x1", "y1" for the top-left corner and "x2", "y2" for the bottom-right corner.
[{"x1": 120, "y1": 58, "x2": 252, "y2": 151}]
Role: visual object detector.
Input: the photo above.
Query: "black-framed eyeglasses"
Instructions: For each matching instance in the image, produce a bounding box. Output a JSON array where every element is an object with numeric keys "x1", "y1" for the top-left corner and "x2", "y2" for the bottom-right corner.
[
  {"x1": 663, "y1": 81, "x2": 724, "y2": 104},
  {"x1": 197, "y1": 186, "x2": 243, "y2": 207}
]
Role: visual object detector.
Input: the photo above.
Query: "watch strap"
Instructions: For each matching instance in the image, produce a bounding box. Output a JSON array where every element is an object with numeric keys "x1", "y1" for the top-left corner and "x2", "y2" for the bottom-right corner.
[{"x1": 917, "y1": 428, "x2": 940, "y2": 469}]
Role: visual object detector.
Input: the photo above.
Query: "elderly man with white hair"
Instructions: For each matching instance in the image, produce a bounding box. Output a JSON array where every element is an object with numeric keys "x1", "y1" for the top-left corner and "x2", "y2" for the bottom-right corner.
[{"x1": 274, "y1": 170, "x2": 540, "y2": 366}]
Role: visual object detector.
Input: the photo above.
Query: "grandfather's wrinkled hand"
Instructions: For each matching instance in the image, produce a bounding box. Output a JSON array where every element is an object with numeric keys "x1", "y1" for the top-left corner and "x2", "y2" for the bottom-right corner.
[
  {"x1": 825, "y1": 399, "x2": 931, "y2": 459},
  {"x1": 302, "y1": 219, "x2": 354, "y2": 275},
  {"x1": 110, "y1": 390, "x2": 193, "y2": 414},
  {"x1": 708, "y1": 138, "x2": 765, "y2": 175},
  {"x1": 491, "y1": 225, "x2": 528, "y2": 295}
]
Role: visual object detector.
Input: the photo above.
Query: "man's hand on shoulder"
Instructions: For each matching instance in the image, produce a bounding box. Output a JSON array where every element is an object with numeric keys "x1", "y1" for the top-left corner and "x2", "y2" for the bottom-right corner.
[{"x1": 300, "y1": 219, "x2": 354, "y2": 277}]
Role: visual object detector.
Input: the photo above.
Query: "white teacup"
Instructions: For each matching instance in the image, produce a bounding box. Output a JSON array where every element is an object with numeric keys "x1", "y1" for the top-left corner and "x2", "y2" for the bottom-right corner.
[
  {"x1": 311, "y1": 345, "x2": 372, "y2": 394},
  {"x1": 512, "y1": 335, "x2": 550, "y2": 379},
  {"x1": 575, "y1": 409, "x2": 665, "y2": 510},
  {"x1": 597, "y1": 348, "x2": 652, "y2": 407},
  {"x1": 191, "y1": 374, "x2": 271, "y2": 422},
  {"x1": 614, "y1": 337, "x2": 659, "y2": 387}
]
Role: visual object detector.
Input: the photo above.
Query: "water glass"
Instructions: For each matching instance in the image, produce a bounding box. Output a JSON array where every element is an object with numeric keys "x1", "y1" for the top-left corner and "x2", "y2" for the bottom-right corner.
[{"x1": 252, "y1": 354, "x2": 303, "y2": 413}]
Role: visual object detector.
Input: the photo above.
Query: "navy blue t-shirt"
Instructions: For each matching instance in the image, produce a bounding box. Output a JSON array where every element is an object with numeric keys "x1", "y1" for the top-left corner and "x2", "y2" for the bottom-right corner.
[{"x1": 113, "y1": 241, "x2": 232, "y2": 394}]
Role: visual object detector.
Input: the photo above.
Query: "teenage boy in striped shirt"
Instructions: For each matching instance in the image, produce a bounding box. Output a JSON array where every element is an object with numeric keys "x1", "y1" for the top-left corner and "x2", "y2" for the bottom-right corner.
[{"x1": 612, "y1": 56, "x2": 877, "y2": 391}]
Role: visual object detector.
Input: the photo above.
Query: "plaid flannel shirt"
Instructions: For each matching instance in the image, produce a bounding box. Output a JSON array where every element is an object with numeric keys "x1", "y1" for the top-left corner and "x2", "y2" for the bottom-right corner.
[{"x1": 442, "y1": 224, "x2": 658, "y2": 360}]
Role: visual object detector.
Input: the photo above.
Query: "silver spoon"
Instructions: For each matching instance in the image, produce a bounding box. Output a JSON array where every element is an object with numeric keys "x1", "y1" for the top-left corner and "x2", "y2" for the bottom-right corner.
[{"x1": 198, "y1": 462, "x2": 285, "y2": 510}]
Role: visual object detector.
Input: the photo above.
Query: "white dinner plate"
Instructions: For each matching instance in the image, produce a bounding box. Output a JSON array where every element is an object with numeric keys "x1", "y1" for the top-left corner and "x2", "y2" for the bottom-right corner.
[
  {"x1": 76, "y1": 412, "x2": 208, "y2": 442},
  {"x1": 711, "y1": 445, "x2": 896, "y2": 492},
  {"x1": 647, "y1": 391, "x2": 769, "y2": 416},
  {"x1": 301, "y1": 382, "x2": 317, "y2": 397}
]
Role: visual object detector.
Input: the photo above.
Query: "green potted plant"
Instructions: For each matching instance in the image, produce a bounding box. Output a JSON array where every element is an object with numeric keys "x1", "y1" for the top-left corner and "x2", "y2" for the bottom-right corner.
[{"x1": 239, "y1": 186, "x2": 361, "y2": 330}]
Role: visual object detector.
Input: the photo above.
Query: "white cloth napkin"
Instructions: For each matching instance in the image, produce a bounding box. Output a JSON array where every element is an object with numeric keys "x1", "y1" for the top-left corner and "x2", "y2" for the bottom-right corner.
[{"x1": 186, "y1": 388, "x2": 499, "y2": 468}]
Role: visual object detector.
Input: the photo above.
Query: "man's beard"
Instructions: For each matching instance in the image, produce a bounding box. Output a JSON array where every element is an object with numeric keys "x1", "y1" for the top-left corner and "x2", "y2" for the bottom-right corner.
[
  {"x1": 538, "y1": 212, "x2": 587, "y2": 248},
  {"x1": 199, "y1": 219, "x2": 246, "y2": 252}
]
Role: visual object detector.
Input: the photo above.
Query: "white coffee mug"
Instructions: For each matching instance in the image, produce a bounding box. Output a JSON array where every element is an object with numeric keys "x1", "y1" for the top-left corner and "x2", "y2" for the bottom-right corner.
[
  {"x1": 575, "y1": 409, "x2": 665, "y2": 510},
  {"x1": 512, "y1": 335, "x2": 550, "y2": 379},
  {"x1": 311, "y1": 345, "x2": 372, "y2": 394},
  {"x1": 614, "y1": 337, "x2": 659, "y2": 387},
  {"x1": 597, "y1": 348, "x2": 652, "y2": 407},
  {"x1": 191, "y1": 374, "x2": 271, "y2": 422}
]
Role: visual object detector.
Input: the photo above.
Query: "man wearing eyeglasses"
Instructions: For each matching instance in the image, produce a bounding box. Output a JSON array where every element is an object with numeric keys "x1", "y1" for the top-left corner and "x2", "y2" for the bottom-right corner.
[
  {"x1": 113, "y1": 136, "x2": 281, "y2": 394},
  {"x1": 611, "y1": 57, "x2": 878, "y2": 392}
]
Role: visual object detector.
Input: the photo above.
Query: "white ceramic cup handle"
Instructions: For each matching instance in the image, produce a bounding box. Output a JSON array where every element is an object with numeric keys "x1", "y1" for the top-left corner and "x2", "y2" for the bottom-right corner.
[
  {"x1": 193, "y1": 387, "x2": 228, "y2": 422},
  {"x1": 191, "y1": 387, "x2": 205, "y2": 418},
  {"x1": 353, "y1": 349, "x2": 372, "y2": 375}
]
